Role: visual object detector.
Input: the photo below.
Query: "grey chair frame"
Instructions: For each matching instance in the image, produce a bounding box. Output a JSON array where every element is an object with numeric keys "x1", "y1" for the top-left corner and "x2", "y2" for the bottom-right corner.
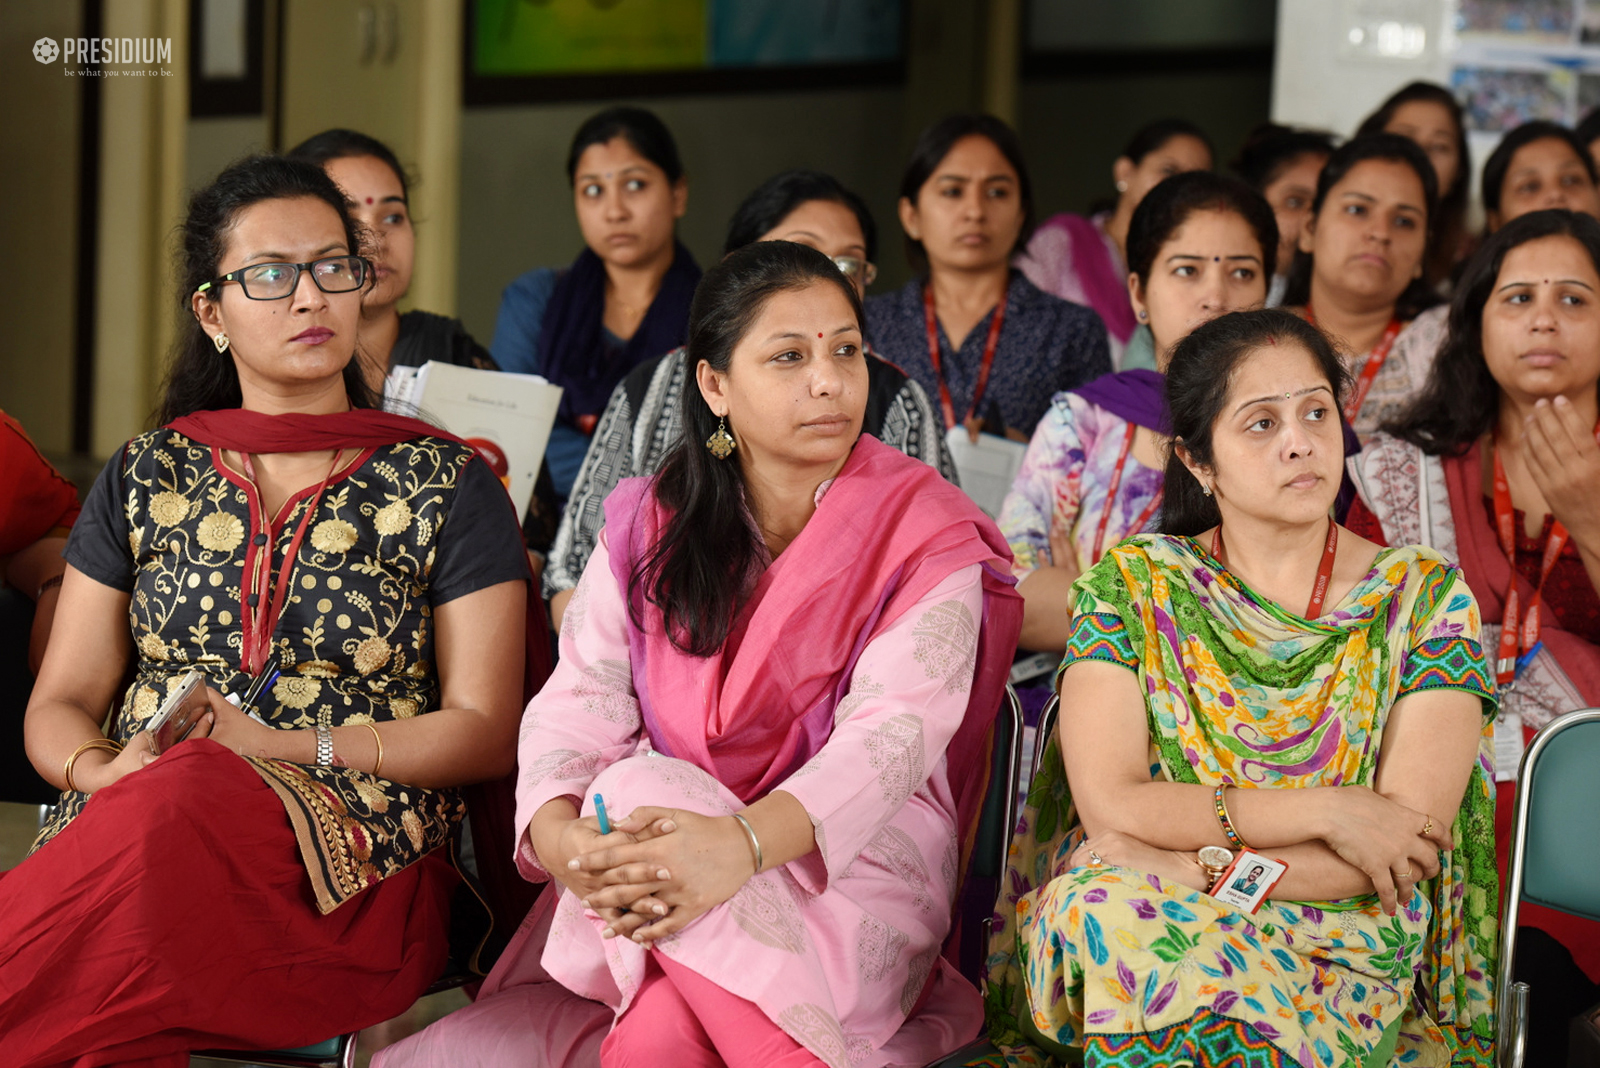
[{"x1": 1494, "y1": 706, "x2": 1600, "y2": 1068}]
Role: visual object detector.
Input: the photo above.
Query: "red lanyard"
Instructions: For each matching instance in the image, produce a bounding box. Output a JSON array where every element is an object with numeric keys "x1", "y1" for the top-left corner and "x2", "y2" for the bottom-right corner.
[
  {"x1": 1305, "y1": 305, "x2": 1402, "y2": 423},
  {"x1": 1211, "y1": 517, "x2": 1340, "y2": 619},
  {"x1": 1490, "y1": 441, "x2": 1570, "y2": 687},
  {"x1": 238, "y1": 450, "x2": 345, "y2": 675},
  {"x1": 1089, "y1": 422, "x2": 1164, "y2": 563},
  {"x1": 923, "y1": 283, "x2": 1006, "y2": 431}
]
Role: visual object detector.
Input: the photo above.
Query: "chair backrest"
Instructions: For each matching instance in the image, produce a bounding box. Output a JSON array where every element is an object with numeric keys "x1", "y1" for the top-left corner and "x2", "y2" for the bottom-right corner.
[
  {"x1": 1034, "y1": 693, "x2": 1060, "y2": 782},
  {"x1": 1517, "y1": 708, "x2": 1600, "y2": 920},
  {"x1": 953, "y1": 683, "x2": 1025, "y2": 984}
]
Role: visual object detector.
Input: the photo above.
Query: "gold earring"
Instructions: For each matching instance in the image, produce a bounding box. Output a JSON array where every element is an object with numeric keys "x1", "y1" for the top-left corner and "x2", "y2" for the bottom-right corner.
[
  {"x1": 706, "y1": 416, "x2": 736, "y2": 460},
  {"x1": 213, "y1": 333, "x2": 230, "y2": 354},
  {"x1": 1202, "y1": 482, "x2": 1214, "y2": 497}
]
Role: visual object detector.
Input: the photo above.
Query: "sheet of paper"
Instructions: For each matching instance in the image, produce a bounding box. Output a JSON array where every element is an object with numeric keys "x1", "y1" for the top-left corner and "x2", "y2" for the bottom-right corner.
[
  {"x1": 1494, "y1": 707, "x2": 1525, "y2": 782},
  {"x1": 944, "y1": 426, "x2": 1026, "y2": 518}
]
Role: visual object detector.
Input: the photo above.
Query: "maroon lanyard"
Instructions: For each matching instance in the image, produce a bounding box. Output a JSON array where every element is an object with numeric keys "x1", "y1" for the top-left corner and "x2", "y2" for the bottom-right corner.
[
  {"x1": 923, "y1": 283, "x2": 1005, "y2": 431},
  {"x1": 1211, "y1": 517, "x2": 1340, "y2": 619},
  {"x1": 1089, "y1": 422, "x2": 1164, "y2": 564}
]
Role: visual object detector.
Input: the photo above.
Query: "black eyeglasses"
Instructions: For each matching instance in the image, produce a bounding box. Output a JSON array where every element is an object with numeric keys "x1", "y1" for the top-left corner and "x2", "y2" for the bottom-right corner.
[{"x1": 196, "y1": 255, "x2": 369, "y2": 301}]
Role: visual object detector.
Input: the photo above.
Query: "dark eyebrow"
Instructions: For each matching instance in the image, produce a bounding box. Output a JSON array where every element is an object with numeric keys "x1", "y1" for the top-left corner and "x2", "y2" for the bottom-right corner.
[
  {"x1": 380, "y1": 195, "x2": 406, "y2": 206},
  {"x1": 1496, "y1": 277, "x2": 1597, "y2": 293},
  {"x1": 1166, "y1": 253, "x2": 1263, "y2": 263},
  {"x1": 764, "y1": 324, "x2": 859, "y2": 343},
  {"x1": 935, "y1": 173, "x2": 1015, "y2": 184},
  {"x1": 574, "y1": 164, "x2": 652, "y2": 182},
  {"x1": 1232, "y1": 384, "x2": 1331, "y2": 416},
  {"x1": 244, "y1": 242, "x2": 345, "y2": 262}
]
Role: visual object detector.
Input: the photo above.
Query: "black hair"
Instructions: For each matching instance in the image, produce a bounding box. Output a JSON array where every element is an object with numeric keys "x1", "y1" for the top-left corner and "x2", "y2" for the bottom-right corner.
[
  {"x1": 1120, "y1": 117, "x2": 1214, "y2": 168},
  {"x1": 1126, "y1": 171, "x2": 1281, "y2": 285},
  {"x1": 1385, "y1": 209, "x2": 1600, "y2": 455},
  {"x1": 565, "y1": 105, "x2": 684, "y2": 185},
  {"x1": 1578, "y1": 107, "x2": 1600, "y2": 151},
  {"x1": 158, "y1": 155, "x2": 379, "y2": 425},
  {"x1": 1281, "y1": 133, "x2": 1440, "y2": 319},
  {"x1": 285, "y1": 128, "x2": 411, "y2": 204},
  {"x1": 1229, "y1": 123, "x2": 1336, "y2": 193},
  {"x1": 722, "y1": 169, "x2": 877, "y2": 262},
  {"x1": 897, "y1": 113, "x2": 1033, "y2": 271},
  {"x1": 1355, "y1": 82, "x2": 1470, "y2": 288},
  {"x1": 1159, "y1": 308, "x2": 1350, "y2": 537},
  {"x1": 631, "y1": 241, "x2": 864, "y2": 656},
  {"x1": 1481, "y1": 120, "x2": 1598, "y2": 223}
]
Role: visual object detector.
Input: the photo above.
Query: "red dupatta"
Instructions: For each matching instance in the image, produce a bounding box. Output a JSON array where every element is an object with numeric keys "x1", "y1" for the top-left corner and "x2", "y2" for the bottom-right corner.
[
  {"x1": 167, "y1": 406, "x2": 552, "y2": 962},
  {"x1": 604, "y1": 434, "x2": 1023, "y2": 860}
]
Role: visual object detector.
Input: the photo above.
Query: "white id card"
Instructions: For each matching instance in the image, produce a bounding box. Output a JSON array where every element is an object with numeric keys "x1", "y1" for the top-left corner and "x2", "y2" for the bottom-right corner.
[{"x1": 1493, "y1": 708, "x2": 1525, "y2": 782}]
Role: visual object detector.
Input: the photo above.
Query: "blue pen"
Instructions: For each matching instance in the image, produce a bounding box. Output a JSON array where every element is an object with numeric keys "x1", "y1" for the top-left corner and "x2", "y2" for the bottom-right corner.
[{"x1": 594, "y1": 793, "x2": 612, "y2": 835}]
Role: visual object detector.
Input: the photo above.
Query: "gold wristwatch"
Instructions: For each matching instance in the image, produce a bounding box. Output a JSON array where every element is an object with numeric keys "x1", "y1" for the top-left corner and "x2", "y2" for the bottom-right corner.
[{"x1": 1198, "y1": 845, "x2": 1234, "y2": 891}]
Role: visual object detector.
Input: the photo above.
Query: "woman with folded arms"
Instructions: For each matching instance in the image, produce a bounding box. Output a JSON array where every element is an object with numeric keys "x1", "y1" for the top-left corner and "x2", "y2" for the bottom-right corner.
[
  {"x1": 1000, "y1": 171, "x2": 1277, "y2": 653},
  {"x1": 989, "y1": 308, "x2": 1496, "y2": 1067},
  {"x1": 0, "y1": 156, "x2": 530, "y2": 1065},
  {"x1": 379, "y1": 240, "x2": 1024, "y2": 1068},
  {"x1": 1282, "y1": 133, "x2": 1444, "y2": 440}
]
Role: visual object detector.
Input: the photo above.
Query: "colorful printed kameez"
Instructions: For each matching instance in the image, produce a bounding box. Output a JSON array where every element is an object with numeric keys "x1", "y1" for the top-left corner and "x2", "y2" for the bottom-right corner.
[{"x1": 985, "y1": 535, "x2": 1499, "y2": 1067}]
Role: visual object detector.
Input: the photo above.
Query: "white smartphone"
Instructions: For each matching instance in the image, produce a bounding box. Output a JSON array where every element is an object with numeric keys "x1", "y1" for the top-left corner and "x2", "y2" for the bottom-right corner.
[{"x1": 146, "y1": 669, "x2": 209, "y2": 755}]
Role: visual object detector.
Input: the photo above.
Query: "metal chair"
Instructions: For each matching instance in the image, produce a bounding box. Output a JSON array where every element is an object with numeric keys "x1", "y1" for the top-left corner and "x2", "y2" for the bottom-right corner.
[{"x1": 1496, "y1": 707, "x2": 1600, "y2": 1068}]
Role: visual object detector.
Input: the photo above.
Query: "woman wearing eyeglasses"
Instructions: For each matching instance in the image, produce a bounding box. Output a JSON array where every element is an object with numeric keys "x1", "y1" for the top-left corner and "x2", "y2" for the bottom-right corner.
[
  {"x1": 0, "y1": 156, "x2": 536, "y2": 1064},
  {"x1": 544, "y1": 168, "x2": 955, "y2": 630},
  {"x1": 491, "y1": 106, "x2": 701, "y2": 501},
  {"x1": 288, "y1": 129, "x2": 497, "y2": 395}
]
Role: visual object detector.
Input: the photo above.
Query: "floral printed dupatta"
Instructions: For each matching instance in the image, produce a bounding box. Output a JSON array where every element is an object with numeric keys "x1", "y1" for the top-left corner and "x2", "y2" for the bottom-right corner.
[{"x1": 985, "y1": 535, "x2": 1498, "y2": 1067}]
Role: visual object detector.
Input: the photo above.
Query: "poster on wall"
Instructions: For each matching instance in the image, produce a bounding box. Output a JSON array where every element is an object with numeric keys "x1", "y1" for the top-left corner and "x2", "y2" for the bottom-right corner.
[
  {"x1": 467, "y1": 0, "x2": 902, "y2": 97},
  {"x1": 1447, "y1": 0, "x2": 1600, "y2": 130}
]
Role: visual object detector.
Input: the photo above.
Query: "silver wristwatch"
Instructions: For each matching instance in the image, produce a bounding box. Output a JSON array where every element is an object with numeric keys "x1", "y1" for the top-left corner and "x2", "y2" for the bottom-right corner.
[{"x1": 315, "y1": 726, "x2": 334, "y2": 766}]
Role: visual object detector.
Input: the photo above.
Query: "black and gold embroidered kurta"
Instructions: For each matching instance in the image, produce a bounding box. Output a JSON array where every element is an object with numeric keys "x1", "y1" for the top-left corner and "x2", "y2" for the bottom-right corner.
[{"x1": 37, "y1": 428, "x2": 527, "y2": 912}]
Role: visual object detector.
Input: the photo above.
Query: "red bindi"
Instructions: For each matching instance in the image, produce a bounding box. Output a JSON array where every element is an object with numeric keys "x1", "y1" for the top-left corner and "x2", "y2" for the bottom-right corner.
[
  {"x1": 364, "y1": 196, "x2": 374, "y2": 204},
  {"x1": 817, "y1": 332, "x2": 824, "y2": 338},
  {"x1": 1266, "y1": 335, "x2": 1277, "y2": 346}
]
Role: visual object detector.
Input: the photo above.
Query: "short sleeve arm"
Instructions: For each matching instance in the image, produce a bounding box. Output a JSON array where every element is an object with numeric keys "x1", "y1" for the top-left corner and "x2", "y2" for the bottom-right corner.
[
  {"x1": 62, "y1": 448, "x2": 135, "y2": 592},
  {"x1": 543, "y1": 379, "x2": 635, "y2": 598},
  {"x1": 1055, "y1": 563, "x2": 1140, "y2": 686},
  {"x1": 1396, "y1": 562, "x2": 1495, "y2": 711},
  {"x1": 514, "y1": 532, "x2": 643, "y2": 880},
  {"x1": 489, "y1": 268, "x2": 556, "y2": 377},
  {"x1": 777, "y1": 563, "x2": 984, "y2": 893},
  {"x1": 998, "y1": 397, "x2": 1085, "y2": 581},
  {"x1": 429, "y1": 457, "x2": 531, "y2": 604}
]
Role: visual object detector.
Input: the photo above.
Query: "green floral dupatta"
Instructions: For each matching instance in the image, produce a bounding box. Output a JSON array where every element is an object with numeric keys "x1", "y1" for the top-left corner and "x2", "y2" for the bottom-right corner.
[{"x1": 984, "y1": 535, "x2": 1498, "y2": 1067}]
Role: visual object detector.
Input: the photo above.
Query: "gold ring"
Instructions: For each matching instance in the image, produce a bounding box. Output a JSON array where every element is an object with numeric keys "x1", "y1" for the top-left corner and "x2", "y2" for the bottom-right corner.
[
  {"x1": 1421, "y1": 817, "x2": 1434, "y2": 837},
  {"x1": 1088, "y1": 850, "x2": 1104, "y2": 866}
]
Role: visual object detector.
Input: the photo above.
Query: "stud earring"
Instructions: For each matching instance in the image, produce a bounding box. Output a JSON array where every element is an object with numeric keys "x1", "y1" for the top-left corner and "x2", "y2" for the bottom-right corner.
[
  {"x1": 1137, "y1": 309, "x2": 1148, "y2": 322},
  {"x1": 1115, "y1": 180, "x2": 1128, "y2": 193},
  {"x1": 706, "y1": 416, "x2": 736, "y2": 460},
  {"x1": 213, "y1": 333, "x2": 230, "y2": 354}
]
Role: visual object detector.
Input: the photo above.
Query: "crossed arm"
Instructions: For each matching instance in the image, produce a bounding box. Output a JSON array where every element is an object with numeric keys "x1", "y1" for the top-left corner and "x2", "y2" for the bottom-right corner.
[{"x1": 1059, "y1": 659, "x2": 1483, "y2": 914}]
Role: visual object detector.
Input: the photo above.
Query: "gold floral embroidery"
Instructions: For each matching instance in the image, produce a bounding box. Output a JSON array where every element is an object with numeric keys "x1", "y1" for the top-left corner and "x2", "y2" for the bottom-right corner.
[
  {"x1": 390, "y1": 696, "x2": 419, "y2": 718},
  {"x1": 148, "y1": 490, "x2": 189, "y2": 527},
  {"x1": 196, "y1": 511, "x2": 244, "y2": 552},
  {"x1": 275, "y1": 674, "x2": 322, "y2": 709},
  {"x1": 352, "y1": 636, "x2": 391, "y2": 675},
  {"x1": 373, "y1": 499, "x2": 411, "y2": 536},
  {"x1": 137, "y1": 632, "x2": 167, "y2": 661},
  {"x1": 311, "y1": 518, "x2": 358, "y2": 553}
]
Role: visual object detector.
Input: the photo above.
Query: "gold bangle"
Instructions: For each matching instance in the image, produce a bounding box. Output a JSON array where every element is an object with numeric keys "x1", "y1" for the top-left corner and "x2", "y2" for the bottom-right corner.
[
  {"x1": 362, "y1": 721, "x2": 384, "y2": 778},
  {"x1": 64, "y1": 738, "x2": 124, "y2": 793}
]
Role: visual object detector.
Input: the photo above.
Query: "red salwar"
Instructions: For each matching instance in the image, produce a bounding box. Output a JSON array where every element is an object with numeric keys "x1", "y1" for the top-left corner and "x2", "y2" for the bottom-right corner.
[{"x1": 0, "y1": 740, "x2": 456, "y2": 1068}]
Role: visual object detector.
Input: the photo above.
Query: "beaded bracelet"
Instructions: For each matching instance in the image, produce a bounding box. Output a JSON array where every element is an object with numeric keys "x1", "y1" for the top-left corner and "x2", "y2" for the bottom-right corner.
[{"x1": 1213, "y1": 783, "x2": 1252, "y2": 851}]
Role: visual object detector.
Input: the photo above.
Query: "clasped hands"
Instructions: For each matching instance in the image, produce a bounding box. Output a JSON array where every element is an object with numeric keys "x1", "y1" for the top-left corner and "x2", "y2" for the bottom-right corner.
[{"x1": 545, "y1": 806, "x2": 759, "y2": 947}]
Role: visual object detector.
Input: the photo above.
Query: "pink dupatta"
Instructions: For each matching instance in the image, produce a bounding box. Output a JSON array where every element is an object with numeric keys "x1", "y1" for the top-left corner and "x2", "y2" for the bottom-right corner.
[{"x1": 603, "y1": 435, "x2": 1023, "y2": 859}]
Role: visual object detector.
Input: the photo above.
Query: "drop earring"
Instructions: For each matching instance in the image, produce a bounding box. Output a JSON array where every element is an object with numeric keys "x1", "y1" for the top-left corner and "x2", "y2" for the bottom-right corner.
[
  {"x1": 213, "y1": 333, "x2": 230, "y2": 354},
  {"x1": 706, "y1": 416, "x2": 736, "y2": 460}
]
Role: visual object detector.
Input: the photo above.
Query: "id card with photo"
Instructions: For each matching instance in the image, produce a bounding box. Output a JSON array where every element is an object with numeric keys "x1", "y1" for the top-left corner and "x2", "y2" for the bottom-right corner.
[{"x1": 1210, "y1": 851, "x2": 1288, "y2": 914}]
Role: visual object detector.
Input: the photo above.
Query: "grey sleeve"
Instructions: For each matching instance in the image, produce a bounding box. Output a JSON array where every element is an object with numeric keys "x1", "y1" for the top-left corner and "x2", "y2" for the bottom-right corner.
[{"x1": 542, "y1": 380, "x2": 636, "y2": 598}]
